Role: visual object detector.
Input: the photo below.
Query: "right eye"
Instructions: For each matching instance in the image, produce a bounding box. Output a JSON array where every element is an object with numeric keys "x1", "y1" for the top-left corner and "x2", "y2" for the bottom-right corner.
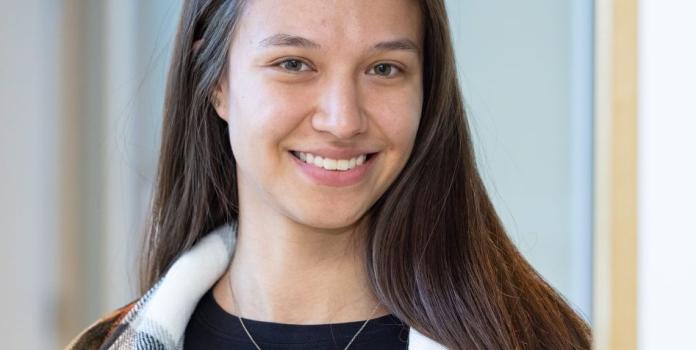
[{"x1": 274, "y1": 58, "x2": 312, "y2": 73}]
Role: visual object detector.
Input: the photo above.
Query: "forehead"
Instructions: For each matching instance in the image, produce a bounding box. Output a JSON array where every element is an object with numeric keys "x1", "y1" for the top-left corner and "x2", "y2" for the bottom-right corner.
[{"x1": 235, "y1": 0, "x2": 423, "y2": 51}]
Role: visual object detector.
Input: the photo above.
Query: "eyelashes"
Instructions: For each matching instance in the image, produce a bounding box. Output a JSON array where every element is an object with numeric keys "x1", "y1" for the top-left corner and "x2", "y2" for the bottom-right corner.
[
  {"x1": 276, "y1": 59, "x2": 310, "y2": 73},
  {"x1": 369, "y1": 63, "x2": 401, "y2": 77},
  {"x1": 271, "y1": 58, "x2": 404, "y2": 78}
]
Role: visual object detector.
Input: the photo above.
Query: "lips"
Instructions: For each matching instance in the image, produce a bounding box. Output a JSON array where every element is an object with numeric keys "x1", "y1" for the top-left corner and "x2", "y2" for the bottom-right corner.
[{"x1": 289, "y1": 150, "x2": 378, "y2": 187}]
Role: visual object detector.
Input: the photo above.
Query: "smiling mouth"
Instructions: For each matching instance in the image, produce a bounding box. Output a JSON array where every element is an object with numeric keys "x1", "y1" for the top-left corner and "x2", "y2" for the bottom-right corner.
[{"x1": 290, "y1": 151, "x2": 377, "y2": 171}]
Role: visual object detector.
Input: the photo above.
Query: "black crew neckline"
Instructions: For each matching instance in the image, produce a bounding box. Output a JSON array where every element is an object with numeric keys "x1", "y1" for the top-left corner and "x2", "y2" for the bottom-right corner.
[{"x1": 192, "y1": 289, "x2": 408, "y2": 345}]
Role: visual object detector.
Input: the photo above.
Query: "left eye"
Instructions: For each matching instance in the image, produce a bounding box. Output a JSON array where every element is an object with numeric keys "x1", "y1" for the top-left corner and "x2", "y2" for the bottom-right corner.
[
  {"x1": 369, "y1": 63, "x2": 401, "y2": 77},
  {"x1": 276, "y1": 59, "x2": 311, "y2": 72}
]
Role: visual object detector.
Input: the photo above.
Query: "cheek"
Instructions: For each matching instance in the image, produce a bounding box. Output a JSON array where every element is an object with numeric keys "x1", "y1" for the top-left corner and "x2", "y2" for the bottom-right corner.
[
  {"x1": 367, "y1": 86, "x2": 422, "y2": 150},
  {"x1": 227, "y1": 77, "x2": 312, "y2": 153},
  {"x1": 228, "y1": 76, "x2": 276, "y2": 132}
]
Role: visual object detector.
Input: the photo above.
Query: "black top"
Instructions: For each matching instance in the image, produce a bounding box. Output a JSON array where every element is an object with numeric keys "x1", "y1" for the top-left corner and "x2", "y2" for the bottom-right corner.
[{"x1": 183, "y1": 289, "x2": 410, "y2": 349}]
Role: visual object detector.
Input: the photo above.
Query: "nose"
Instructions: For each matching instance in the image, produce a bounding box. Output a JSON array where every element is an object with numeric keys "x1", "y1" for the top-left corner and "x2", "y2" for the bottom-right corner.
[{"x1": 311, "y1": 75, "x2": 367, "y2": 139}]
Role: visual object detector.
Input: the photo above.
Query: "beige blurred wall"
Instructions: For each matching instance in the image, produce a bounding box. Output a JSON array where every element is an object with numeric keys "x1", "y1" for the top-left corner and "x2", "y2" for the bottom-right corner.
[{"x1": 1, "y1": 1, "x2": 181, "y2": 347}]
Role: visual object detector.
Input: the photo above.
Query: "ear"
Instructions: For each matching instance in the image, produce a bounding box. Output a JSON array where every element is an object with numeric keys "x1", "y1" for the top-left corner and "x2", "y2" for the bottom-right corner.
[
  {"x1": 194, "y1": 39, "x2": 229, "y2": 122},
  {"x1": 211, "y1": 79, "x2": 230, "y2": 122}
]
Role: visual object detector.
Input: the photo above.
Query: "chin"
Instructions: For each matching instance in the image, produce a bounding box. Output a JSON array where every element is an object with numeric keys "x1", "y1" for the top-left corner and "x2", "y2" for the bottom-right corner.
[{"x1": 292, "y1": 207, "x2": 367, "y2": 232}]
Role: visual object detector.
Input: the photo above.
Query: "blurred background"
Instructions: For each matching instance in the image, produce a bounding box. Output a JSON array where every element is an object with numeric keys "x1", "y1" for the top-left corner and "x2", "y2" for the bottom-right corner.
[{"x1": 0, "y1": 0, "x2": 693, "y2": 349}]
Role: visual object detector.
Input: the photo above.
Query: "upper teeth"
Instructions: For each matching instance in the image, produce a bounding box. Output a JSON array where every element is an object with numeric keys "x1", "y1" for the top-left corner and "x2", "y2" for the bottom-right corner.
[{"x1": 294, "y1": 151, "x2": 367, "y2": 171}]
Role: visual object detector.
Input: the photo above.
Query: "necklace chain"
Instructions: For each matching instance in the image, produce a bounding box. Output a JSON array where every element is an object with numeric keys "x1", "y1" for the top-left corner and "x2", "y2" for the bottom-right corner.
[{"x1": 227, "y1": 272, "x2": 381, "y2": 350}]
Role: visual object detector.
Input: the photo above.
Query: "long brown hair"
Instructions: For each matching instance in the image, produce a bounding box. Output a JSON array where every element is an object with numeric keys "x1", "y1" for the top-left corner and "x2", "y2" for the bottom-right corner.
[{"x1": 140, "y1": 0, "x2": 591, "y2": 348}]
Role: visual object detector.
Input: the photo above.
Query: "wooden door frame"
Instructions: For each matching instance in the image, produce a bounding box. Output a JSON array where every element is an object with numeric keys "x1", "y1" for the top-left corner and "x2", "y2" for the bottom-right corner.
[{"x1": 593, "y1": 0, "x2": 638, "y2": 348}]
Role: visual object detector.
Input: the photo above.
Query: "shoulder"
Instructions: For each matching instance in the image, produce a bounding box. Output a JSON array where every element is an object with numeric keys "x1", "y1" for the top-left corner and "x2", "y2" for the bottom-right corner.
[{"x1": 64, "y1": 300, "x2": 137, "y2": 350}]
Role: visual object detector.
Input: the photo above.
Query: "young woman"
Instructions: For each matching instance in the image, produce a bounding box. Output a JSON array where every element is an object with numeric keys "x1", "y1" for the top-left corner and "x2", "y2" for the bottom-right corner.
[{"x1": 68, "y1": 0, "x2": 591, "y2": 349}]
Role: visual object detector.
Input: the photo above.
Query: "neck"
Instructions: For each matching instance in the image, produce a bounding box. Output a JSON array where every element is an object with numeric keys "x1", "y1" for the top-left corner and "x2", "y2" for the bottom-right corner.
[{"x1": 212, "y1": 211, "x2": 388, "y2": 324}]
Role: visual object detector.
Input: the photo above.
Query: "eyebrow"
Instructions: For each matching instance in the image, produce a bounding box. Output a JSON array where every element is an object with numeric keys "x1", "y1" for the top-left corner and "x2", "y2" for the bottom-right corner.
[{"x1": 257, "y1": 33, "x2": 420, "y2": 54}]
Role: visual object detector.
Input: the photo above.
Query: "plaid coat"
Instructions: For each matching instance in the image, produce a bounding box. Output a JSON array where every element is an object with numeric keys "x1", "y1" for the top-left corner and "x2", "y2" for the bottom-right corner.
[{"x1": 66, "y1": 224, "x2": 447, "y2": 350}]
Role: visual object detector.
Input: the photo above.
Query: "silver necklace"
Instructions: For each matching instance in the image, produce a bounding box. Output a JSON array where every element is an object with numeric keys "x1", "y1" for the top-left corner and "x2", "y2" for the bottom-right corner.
[{"x1": 227, "y1": 273, "x2": 381, "y2": 350}]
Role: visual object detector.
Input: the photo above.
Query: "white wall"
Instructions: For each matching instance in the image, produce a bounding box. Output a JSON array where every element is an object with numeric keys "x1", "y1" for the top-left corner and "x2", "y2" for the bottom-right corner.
[
  {"x1": 445, "y1": 0, "x2": 594, "y2": 320},
  {"x1": 0, "y1": 1, "x2": 61, "y2": 349},
  {"x1": 637, "y1": 1, "x2": 696, "y2": 348}
]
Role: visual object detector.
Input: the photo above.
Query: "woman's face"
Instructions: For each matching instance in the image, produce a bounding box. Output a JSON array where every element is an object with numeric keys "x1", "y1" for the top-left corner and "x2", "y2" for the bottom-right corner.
[{"x1": 214, "y1": 0, "x2": 423, "y2": 230}]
